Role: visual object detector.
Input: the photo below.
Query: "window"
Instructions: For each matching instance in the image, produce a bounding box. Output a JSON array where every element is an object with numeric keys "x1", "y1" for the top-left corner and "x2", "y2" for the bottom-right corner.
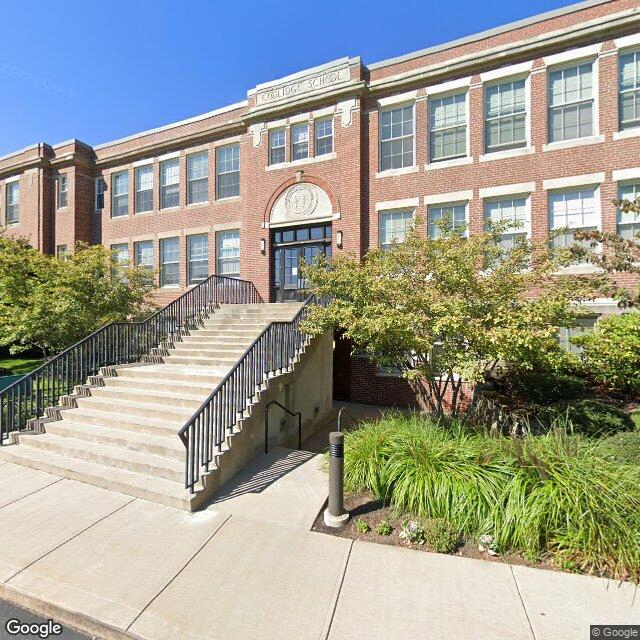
[
  {"x1": 56, "y1": 245, "x2": 68, "y2": 258},
  {"x1": 95, "y1": 178, "x2": 105, "y2": 211},
  {"x1": 159, "y1": 237, "x2": 179, "y2": 286},
  {"x1": 548, "y1": 63, "x2": 594, "y2": 143},
  {"x1": 216, "y1": 230, "x2": 240, "y2": 278},
  {"x1": 215, "y1": 146, "x2": 239, "y2": 199},
  {"x1": 6, "y1": 182, "x2": 19, "y2": 224},
  {"x1": 485, "y1": 79, "x2": 527, "y2": 152},
  {"x1": 428, "y1": 203, "x2": 467, "y2": 238},
  {"x1": 618, "y1": 182, "x2": 640, "y2": 242},
  {"x1": 291, "y1": 123, "x2": 309, "y2": 160},
  {"x1": 380, "y1": 105, "x2": 414, "y2": 171},
  {"x1": 269, "y1": 129, "x2": 285, "y2": 165},
  {"x1": 548, "y1": 188, "x2": 599, "y2": 259},
  {"x1": 160, "y1": 159, "x2": 180, "y2": 209},
  {"x1": 315, "y1": 118, "x2": 333, "y2": 156},
  {"x1": 135, "y1": 165, "x2": 153, "y2": 213},
  {"x1": 134, "y1": 240, "x2": 153, "y2": 269},
  {"x1": 57, "y1": 175, "x2": 68, "y2": 209},
  {"x1": 484, "y1": 197, "x2": 529, "y2": 251},
  {"x1": 188, "y1": 152, "x2": 209, "y2": 204},
  {"x1": 110, "y1": 243, "x2": 129, "y2": 264},
  {"x1": 558, "y1": 317, "x2": 597, "y2": 355},
  {"x1": 187, "y1": 234, "x2": 209, "y2": 285},
  {"x1": 112, "y1": 171, "x2": 129, "y2": 217},
  {"x1": 379, "y1": 210, "x2": 413, "y2": 250},
  {"x1": 619, "y1": 50, "x2": 640, "y2": 131},
  {"x1": 429, "y1": 93, "x2": 467, "y2": 162}
]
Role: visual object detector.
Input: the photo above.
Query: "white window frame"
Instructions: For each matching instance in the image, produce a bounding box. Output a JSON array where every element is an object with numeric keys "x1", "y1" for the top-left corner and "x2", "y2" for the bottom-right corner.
[
  {"x1": 484, "y1": 76, "x2": 529, "y2": 154},
  {"x1": 188, "y1": 151, "x2": 209, "y2": 204},
  {"x1": 160, "y1": 158, "x2": 180, "y2": 210},
  {"x1": 159, "y1": 237, "x2": 180, "y2": 287},
  {"x1": 134, "y1": 240, "x2": 153, "y2": 269},
  {"x1": 315, "y1": 117, "x2": 334, "y2": 156},
  {"x1": 617, "y1": 181, "x2": 640, "y2": 242},
  {"x1": 216, "y1": 229, "x2": 240, "y2": 278},
  {"x1": 187, "y1": 234, "x2": 209, "y2": 285},
  {"x1": 6, "y1": 181, "x2": 20, "y2": 224},
  {"x1": 428, "y1": 91, "x2": 469, "y2": 163},
  {"x1": 94, "y1": 177, "x2": 106, "y2": 212},
  {"x1": 483, "y1": 195, "x2": 532, "y2": 250},
  {"x1": 110, "y1": 243, "x2": 129, "y2": 264},
  {"x1": 379, "y1": 102, "x2": 415, "y2": 172},
  {"x1": 291, "y1": 123, "x2": 309, "y2": 161},
  {"x1": 215, "y1": 146, "x2": 239, "y2": 200},
  {"x1": 57, "y1": 175, "x2": 68, "y2": 209},
  {"x1": 269, "y1": 129, "x2": 286, "y2": 166},
  {"x1": 427, "y1": 201, "x2": 469, "y2": 238},
  {"x1": 619, "y1": 49, "x2": 640, "y2": 132},
  {"x1": 111, "y1": 171, "x2": 129, "y2": 218},
  {"x1": 378, "y1": 209, "x2": 415, "y2": 250},
  {"x1": 135, "y1": 165, "x2": 154, "y2": 214}
]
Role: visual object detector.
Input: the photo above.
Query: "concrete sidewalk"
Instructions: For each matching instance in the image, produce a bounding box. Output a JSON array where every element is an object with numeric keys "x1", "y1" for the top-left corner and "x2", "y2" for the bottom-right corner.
[{"x1": 0, "y1": 452, "x2": 636, "y2": 640}]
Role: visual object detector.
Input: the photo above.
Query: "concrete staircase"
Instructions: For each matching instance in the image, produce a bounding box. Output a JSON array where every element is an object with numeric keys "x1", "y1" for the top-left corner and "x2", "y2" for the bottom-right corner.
[{"x1": 0, "y1": 303, "x2": 305, "y2": 510}]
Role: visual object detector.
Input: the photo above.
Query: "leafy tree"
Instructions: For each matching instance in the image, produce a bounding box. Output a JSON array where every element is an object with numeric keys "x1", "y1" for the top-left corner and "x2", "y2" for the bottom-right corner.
[
  {"x1": 301, "y1": 219, "x2": 612, "y2": 416},
  {"x1": 0, "y1": 234, "x2": 155, "y2": 358}
]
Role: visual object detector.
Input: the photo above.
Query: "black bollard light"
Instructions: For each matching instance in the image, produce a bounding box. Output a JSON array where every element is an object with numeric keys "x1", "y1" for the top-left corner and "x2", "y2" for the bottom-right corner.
[{"x1": 323, "y1": 431, "x2": 350, "y2": 527}]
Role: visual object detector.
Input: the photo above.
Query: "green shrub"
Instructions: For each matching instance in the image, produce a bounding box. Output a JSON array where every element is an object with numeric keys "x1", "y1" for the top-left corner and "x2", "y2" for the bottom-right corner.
[
  {"x1": 508, "y1": 370, "x2": 586, "y2": 405},
  {"x1": 595, "y1": 431, "x2": 640, "y2": 466},
  {"x1": 572, "y1": 312, "x2": 640, "y2": 394},
  {"x1": 376, "y1": 519, "x2": 392, "y2": 536},
  {"x1": 355, "y1": 518, "x2": 370, "y2": 534},
  {"x1": 541, "y1": 399, "x2": 635, "y2": 437},
  {"x1": 423, "y1": 518, "x2": 460, "y2": 554},
  {"x1": 398, "y1": 520, "x2": 425, "y2": 545}
]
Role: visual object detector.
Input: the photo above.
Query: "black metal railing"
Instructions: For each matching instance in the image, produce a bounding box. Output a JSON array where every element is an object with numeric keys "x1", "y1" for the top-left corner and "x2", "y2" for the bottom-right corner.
[
  {"x1": 0, "y1": 275, "x2": 262, "y2": 444},
  {"x1": 264, "y1": 400, "x2": 301, "y2": 454},
  {"x1": 178, "y1": 296, "x2": 319, "y2": 493}
]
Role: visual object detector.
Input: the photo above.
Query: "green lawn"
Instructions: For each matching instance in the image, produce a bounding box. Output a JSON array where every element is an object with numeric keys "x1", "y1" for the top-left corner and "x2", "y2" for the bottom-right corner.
[{"x1": 0, "y1": 357, "x2": 43, "y2": 376}]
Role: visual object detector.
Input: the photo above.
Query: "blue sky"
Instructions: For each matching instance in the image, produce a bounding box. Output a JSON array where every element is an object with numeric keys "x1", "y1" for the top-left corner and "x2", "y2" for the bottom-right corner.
[{"x1": 0, "y1": 0, "x2": 578, "y2": 156}]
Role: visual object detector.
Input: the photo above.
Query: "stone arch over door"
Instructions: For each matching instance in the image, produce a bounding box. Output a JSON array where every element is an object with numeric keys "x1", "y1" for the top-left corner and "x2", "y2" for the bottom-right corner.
[{"x1": 265, "y1": 176, "x2": 339, "y2": 227}]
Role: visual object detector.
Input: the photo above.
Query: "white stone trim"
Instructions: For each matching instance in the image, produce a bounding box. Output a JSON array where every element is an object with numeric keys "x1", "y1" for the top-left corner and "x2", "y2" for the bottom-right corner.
[
  {"x1": 249, "y1": 123, "x2": 266, "y2": 147},
  {"x1": 615, "y1": 33, "x2": 640, "y2": 50},
  {"x1": 3, "y1": 175, "x2": 20, "y2": 183},
  {"x1": 338, "y1": 99, "x2": 357, "y2": 127},
  {"x1": 424, "y1": 190, "x2": 473, "y2": 205},
  {"x1": 313, "y1": 106, "x2": 335, "y2": 118},
  {"x1": 212, "y1": 221, "x2": 243, "y2": 232},
  {"x1": 613, "y1": 128, "x2": 640, "y2": 141},
  {"x1": 425, "y1": 156, "x2": 473, "y2": 170},
  {"x1": 479, "y1": 182, "x2": 536, "y2": 198},
  {"x1": 375, "y1": 165, "x2": 419, "y2": 179},
  {"x1": 424, "y1": 76, "x2": 471, "y2": 96},
  {"x1": 613, "y1": 167, "x2": 640, "y2": 182},
  {"x1": 212, "y1": 135, "x2": 242, "y2": 148},
  {"x1": 375, "y1": 197, "x2": 420, "y2": 211},
  {"x1": 265, "y1": 153, "x2": 337, "y2": 171},
  {"x1": 480, "y1": 60, "x2": 533, "y2": 82},
  {"x1": 266, "y1": 118, "x2": 287, "y2": 130},
  {"x1": 377, "y1": 90, "x2": 418, "y2": 107},
  {"x1": 158, "y1": 151, "x2": 180, "y2": 161},
  {"x1": 157, "y1": 230, "x2": 182, "y2": 240},
  {"x1": 543, "y1": 43, "x2": 602, "y2": 67},
  {"x1": 131, "y1": 234, "x2": 154, "y2": 243},
  {"x1": 289, "y1": 112, "x2": 311, "y2": 124},
  {"x1": 132, "y1": 159, "x2": 153, "y2": 168},
  {"x1": 543, "y1": 173, "x2": 605, "y2": 190},
  {"x1": 542, "y1": 134, "x2": 605, "y2": 152},
  {"x1": 267, "y1": 212, "x2": 339, "y2": 229},
  {"x1": 183, "y1": 226, "x2": 211, "y2": 236},
  {"x1": 479, "y1": 146, "x2": 536, "y2": 162}
]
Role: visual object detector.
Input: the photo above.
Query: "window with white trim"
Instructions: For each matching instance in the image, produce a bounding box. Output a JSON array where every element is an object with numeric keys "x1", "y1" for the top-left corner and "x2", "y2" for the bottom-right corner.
[
  {"x1": 135, "y1": 165, "x2": 153, "y2": 213},
  {"x1": 548, "y1": 63, "x2": 594, "y2": 143},
  {"x1": 619, "y1": 50, "x2": 640, "y2": 131},
  {"x1": 548, "y1": 188, "x2": 599, "y2": 260},
  {"x1": 159, "y1": 237, "x2": 179, "y2": 286},
  {"x1": 187, "y1": 234, "x2": 209, "y2": 285},
  {"x1": 618, "y1": 182, "x2": 640, "y2": 242},
  {"x1": 188, "y1": 151, "x2": 209, "y2": 204},
  {"x1": 216, "y1": 230, "x2": 240, "y2": 278},
  {"x1": 429, "y1": 93, "x2": 467, "y2": 162},
  {"x1": 379, "y1": 210, "x2": 413, "y2": 250},
  {"x1": 484, "y1": 197, "x2": 529, "y2": 251},
  {"x1": 485, "y1": 79, "x2": 526, "y2": 152},
  {"x1": 57, "y1": 175, "x2": 68, "y2": 209},
  {"x1": 56, "y1": 245, "x2": 68, "y2": 258},
  {"x1": 95, "y1": 177, "x2": 105, "y2": 211},
  {"x1": 160, "y1": 159, "x2": 180, "y2": 209},
  {"x1": 134, "y1": 240, "x2": 153, "y2": 269},
  {"x1": 291, "y1": 123, "x2": 309, "y2": 161},
  {"x1": 216, "y1": 146, "x2": 239, "y2": 199},
  {"x1": 428, "y1": 203, "x2": 467, "y2": 238},
  {"x1": 558, "y1": 317, "x2": 597, "y2": 355},
  {"x1": 110, "y1": 243, "x2": 129, "y2": 264},
  {"x1": 315, "y1": 118, "x2": 333, "y2": 156},
  {"x1": 269, "y1": 129, "x2": 285, "y2": 165},
  {"x1": 6, "y1": 182, "x2": 19, "y2": 224},
  {"x1": 111, "y1": 171, "x2": 129, "y2": 217},
  {"x1": 380, "y1": 105, "x2": 414, "y2": 171}
]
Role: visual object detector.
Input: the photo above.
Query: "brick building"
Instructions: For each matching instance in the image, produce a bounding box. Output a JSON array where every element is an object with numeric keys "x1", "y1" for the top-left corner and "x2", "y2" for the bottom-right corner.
[{"x1": 1, "y1": 0, "x2": 639, "y2": 405}]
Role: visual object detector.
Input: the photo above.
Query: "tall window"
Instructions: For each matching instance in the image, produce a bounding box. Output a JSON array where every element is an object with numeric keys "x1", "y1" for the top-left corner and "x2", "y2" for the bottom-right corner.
[
  {"x1": 485, "y1": 79, "x2": 527, "y2": 152},
  {"x1": 484, "y1": 197, "x2": 529, "y2": 251},
  {"x1": 428, "y1": 203, "x2": 467, "y2": 238},
  {"x1": 95, "y1": 177, "x2": 105, "y2": 211},
  {"x1": 429, "y1": 93, "x2": 467, "y2": 162},
  {"x1": 160, "y1": 159, "x2": 180, "y2": 209},
  {"x1": 618, "y1": 182, "x2": 640, "y2": 242},
  {"x1": 135, "y1": 165, "x2": 153, "y2": 213},
  {"x1": 112, "y1": 171, "x2": 129, "y2": 217},
  {"x1": 291, "y1": 123, "x2": 309, "y2": 160},
  {"x1": 57, "y1": 175, "x2": 68, "y2": 209},
  {"x1": 619, "y1": 50, "x2": 640, "y2": 131},
  {"x1": 110, "y1": 243, "x2": 129, "y2": 264},
  {"x1": 548, "y1": 63, "x2": 594, "y2": 143},
  {"x1": 159, "y1": 237, "x2": 179, "y2": 286},
  {"x1": 315, "y1": 118, "x2": 333, "y2": 156},
  {"x1": 380, "y1": 105, "x2": 414, "y2": 171},
  {"x1": 549, "y1": 188, "x2": 599, "y2": 259},
  {"x1": 559, "y1": 317, "x2": 597, "y2": 355},
  {"x1": 269, "y1": 129, "x2": 285, "y2": 165},
  {"x1": 187, "y1": 234, "x2": 209, "y2": 285},
  {"x1": 216, "y1": 146, "x2": 239, "y2": 199},
  {"x1": 188, "y1": 152, "x2": 209, "y2": 204},
  {"x1": 216, "y1": 230, "x2": 240, "y2": 278},
  {"x1": 134, "y1": 240, "x2": 153, "y2": 269},
  {"x1": 6, "y1": 182, "x2": 19, "y2": 224},
  {"x1": 379, "y1": 210, "x2": 413, "y2": 250}
]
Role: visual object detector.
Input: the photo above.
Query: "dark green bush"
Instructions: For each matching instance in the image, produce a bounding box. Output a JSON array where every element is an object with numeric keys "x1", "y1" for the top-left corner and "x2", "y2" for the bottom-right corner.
[
  {"x1": 542, "y1": 399, "x2": 635, "y2": 437},
  {"x1": 595, "y1": 432, "x2": 640, "y2": 466},
  {"x1": 508, "y1": 370, "x2": 586, "y2": 405},
  {"x1": 423, "y1": 518, "x2": 460, "y2": 554}
]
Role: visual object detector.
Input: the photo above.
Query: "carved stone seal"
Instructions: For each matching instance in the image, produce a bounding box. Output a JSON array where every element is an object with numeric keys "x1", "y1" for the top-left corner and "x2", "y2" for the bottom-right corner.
[{"x1": 285, "y1": 183, "x2": 318, "y2": 217}]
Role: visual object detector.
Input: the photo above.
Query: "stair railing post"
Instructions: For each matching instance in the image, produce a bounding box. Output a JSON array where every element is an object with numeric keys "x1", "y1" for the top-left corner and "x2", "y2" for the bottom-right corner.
[{"x1": 324, "y1": 431, "x2": 350, "y2": 528}]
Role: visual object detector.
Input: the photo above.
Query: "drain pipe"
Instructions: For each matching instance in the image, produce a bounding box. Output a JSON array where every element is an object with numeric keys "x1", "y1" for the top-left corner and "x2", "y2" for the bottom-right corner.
[{"x1": 323, "y1": 431, "x2": 350, "y2": 528}]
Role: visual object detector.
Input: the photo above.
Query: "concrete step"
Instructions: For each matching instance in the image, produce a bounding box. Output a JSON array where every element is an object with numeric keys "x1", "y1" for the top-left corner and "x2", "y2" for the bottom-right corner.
[
  {"x1": 169, "y1": 343, "x2": 247, "y2": 354},
  {"x1": 163, "y1": 355, "x2": 238, "y2": 367},
  {"x1": 190, "y1": 329, "x2": 262, "y2": 338},
  {"x1": 74, "y1": 396, "x2": 194, "y2": 421},
  {"x1": 101, "y1": 376, "x2": 219, "y2": 396},
  {"x1": 60, "y1": 408, "x2": 183, "y2": 438},
  {"x1": 113, "y1": 364, "x2": 226, "y2": 383},
  {"x1": 87, "y1": 386, "x2": 207, "y2": 409},
  {"x1": 176, "y1": 337, "x2": 251, "y2": 348}
]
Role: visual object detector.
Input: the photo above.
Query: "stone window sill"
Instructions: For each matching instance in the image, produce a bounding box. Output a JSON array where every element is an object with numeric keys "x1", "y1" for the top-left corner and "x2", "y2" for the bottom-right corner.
[
  {"x1": 543, "y1": 135, "x2": 605, "y2": 152},
  {"x1": 479, "y1": 147, "x2": 536, "y2": 162},
  {"x1": 425, "y1": 156, "x2": 473, "y2": 170},
  {"x1": 266, "y1": 153, "x2": 337, "y2": 172},
  {"x1": 375, "y1": 165, "x2": 419, "y2": 178}
]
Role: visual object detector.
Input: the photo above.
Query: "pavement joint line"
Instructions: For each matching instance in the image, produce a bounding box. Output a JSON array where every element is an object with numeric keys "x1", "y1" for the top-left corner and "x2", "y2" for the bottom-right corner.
[
  {"x1": 322, "y1": 537, "x2": 354, "y2": 640},
  {"x1": 0, "y1": 475, "x2": 65, "y2": 512},
  {"x1": 3, "y1": 495, "x2": 138, "y2": 585},
  {"x1": 125, "y1": 512, "x2": 233, "y2": 634},
  {"x1": 510, "y1": 564, "x2": 538, "y2": 640}
]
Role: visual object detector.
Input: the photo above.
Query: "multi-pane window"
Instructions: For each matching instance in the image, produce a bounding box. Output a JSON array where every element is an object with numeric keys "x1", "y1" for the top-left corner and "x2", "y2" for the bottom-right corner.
[
  {"x1": 216, "y1": 146, "x2": 239, "y2": 199},
  {"x1": 548, "y1": 63, "x2": 594, "y2": 142},
  {"x1": 549, "y1": 188, "x2": 599, "y2": 260},
  {"x1": 95, "y1": 177, "x2": 105, "y2": 211},
  {"x1": 618, "y1": 182, "x2": 640, "y2": 242},
  {"x1": 429, "y1": 93, "x2": 467, "y2": 162},
  {"x1": 315, "y1": 118, "x2": 333, "y2": 156},
  {"x1": 56, "y1": 245, "x2": 68, "y2": 258},
  {"x1": 559, "y1": 317, "x2": 597, "y2": 355},
  {"x1": 135, "y1": 165, "x2": 153, "y2": 213},
  {"x1": 269, "y1": 129, "x2": 286, "y2": 165},
  {"x1": 484, "y1": 197, "x2": 529, "y2": 251},
  {"x1": 57, "y1": 175, "x2": 68, "y2": 209},
  {"x1": 160, "y1": 159, "x2": 180, "y2": 209},
  {"x1": 216, "y1": 230, "x2": 240, "y2": 278},
  {"x1": 380, "y1": 105, "x2": 414, "y2": 171},
  {"x1": 159, "y1": 237, "x2": 179, "y2": 286},
  {"x1": 134, "y1": 240, "x2": 153, "y2": 269},
  {"x1": 619, "y1": 50, "x2": 640, "y2": 131},
  {"x1": 291, "y1": 123, "x2": 309, "y2": 160},
  {"x1": 188, "y1": 152, "x2": 209, "y2": 204},
  {"x1": 187, "y1": 234, "x2": 209, "y2": 285},
  {"x1": 379, "y1": 210, "x2": 413, "y2": 250},
  {"x1": 112, "y1": 171, "x2": 129, "y2": 217},
  {"x1": 428, "y1": 203, "x2": 467, "y2": 238},
  {"x1": 6, "y1": 182, "x2": 19, "y2": 224},
  {"x1": 485, "y1": 80, "x2": 527, "y2": 152},
  {"x1": 111, "y1": 243, "x2": 129, "y2": 264}
]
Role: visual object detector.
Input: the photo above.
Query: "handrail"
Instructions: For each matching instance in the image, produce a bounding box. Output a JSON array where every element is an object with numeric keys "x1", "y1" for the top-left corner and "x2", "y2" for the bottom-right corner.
[
  {"x1": 264, "y1": 400, "x2": 301, "y2": 454},
  {"x1": 336, "y1": 406, "x2": 358, "y2": 433},
  {"x1": 0, "y1": 275, "x2": 262, "y2": 443}
]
